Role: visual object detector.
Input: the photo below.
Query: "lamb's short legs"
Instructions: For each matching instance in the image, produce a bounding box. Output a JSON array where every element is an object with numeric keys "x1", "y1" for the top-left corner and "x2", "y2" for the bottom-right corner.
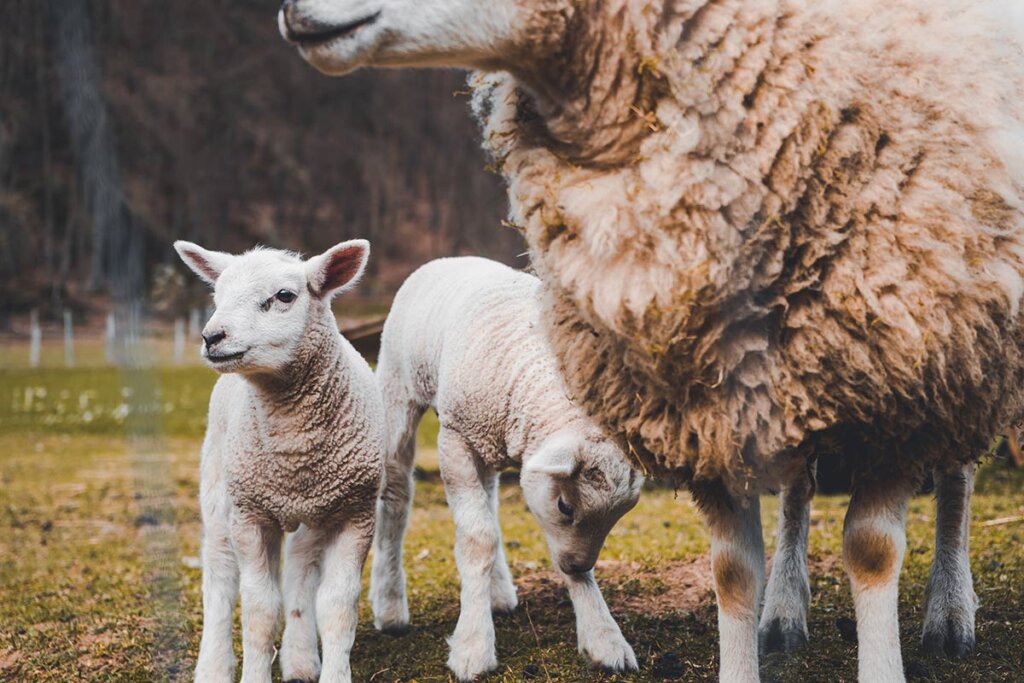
[
  {"x1": 232, "y1": 517, "x2": 283, "y2": 683},
  {"x1": 281, "y1": 525, "x2": 323, "y2": 682},
  {"x1": 922, "y1": 462, "x2": 977, "y2": 658},
  {"x1": 561, "y1": 569, "x2": 638, "y2": 672},
  {"x1": 317, "y1": 517, "x2": 374, "y2": 683},
  {"x1": 843, "y1": 477, "x2": 914, "y2": 683},
  {"x1": 194, "y1": 515, "x2": 239, "y2": 683},
  {"x1": 702, "y1": 492, "x2": 765, "y2": 683},
  {"x1": 760, "y1": 466, "x2": 814, "y2": 653},
  {"x1": 370, "y1": 432, "x2": 417, "y2": 634},
  {"x1": 438, "y1": 427, "x2": 499, "y2": 681},
  {"x1": 482, "y1": 469, "x2": 518, "y2": 615}
]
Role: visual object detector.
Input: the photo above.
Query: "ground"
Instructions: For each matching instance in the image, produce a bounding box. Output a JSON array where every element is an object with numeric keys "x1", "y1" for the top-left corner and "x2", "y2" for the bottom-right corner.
[{"x1": 1, "y1": 365, "x2": 1022, "y2": 682}]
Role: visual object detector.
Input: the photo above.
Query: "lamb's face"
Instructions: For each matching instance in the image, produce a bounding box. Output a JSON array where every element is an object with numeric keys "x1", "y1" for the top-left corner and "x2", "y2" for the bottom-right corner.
[
  {"x1": 173, "y1": 239, "x2": 369, "y2": 376},
  {"x1": 521, "y1": 431, "x2": 642, "y2": 575},
  {"x1": 277, "y1": 0, "x2": 522, "y2": 75}
]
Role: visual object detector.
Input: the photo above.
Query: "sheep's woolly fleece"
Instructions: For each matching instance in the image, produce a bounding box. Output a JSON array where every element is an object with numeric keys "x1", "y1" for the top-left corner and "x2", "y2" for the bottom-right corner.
[
  {"x1": 206, "y1": 263, "x2": 383, "y2": 530},
  {"x1": 472, "y1": 0, "x2": 1024, "y2": 497},
  {"x1": 377, "y1": 256, "x2": 616, "y2": 469}
]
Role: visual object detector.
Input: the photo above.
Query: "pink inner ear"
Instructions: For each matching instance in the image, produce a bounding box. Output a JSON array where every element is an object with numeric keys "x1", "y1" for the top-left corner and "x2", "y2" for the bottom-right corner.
[
  {"x1": 183, "y1": 248, "x2": 219, "y2": 282},
  {"x1": 322, "y1": 245, "x2": 365, "y2": 293}
]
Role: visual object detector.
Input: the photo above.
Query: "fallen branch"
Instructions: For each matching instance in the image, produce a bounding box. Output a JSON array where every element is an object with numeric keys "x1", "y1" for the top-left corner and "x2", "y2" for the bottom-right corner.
[{"x1": 980, "y1": 515, "x2": 1024, "y2": 528}]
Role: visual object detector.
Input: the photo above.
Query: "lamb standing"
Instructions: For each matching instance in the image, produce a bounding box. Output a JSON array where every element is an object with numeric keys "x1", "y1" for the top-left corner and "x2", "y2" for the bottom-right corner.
[
  {"x1": 175, "y1": 239, "x2": 383, "y2": 683},
  {"x1": 369, "y1": 257, "x2": 642, "y2": 681},
  {"x1": 279, "y1": 1, "x2": 1024, "y2": 680}
]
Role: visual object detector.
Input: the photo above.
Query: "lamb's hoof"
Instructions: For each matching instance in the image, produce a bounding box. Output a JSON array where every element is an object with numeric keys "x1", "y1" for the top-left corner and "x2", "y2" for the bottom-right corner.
[
  {"x1": 759, "y1": 617, "x2": 809, "y2": 654},
  {"x1": 922, "y1": 620, "x2": 975, "y2": 659},
  {"x1": 580, "y1": 630, "x2": 638, "y2": 673},
  {"x1": 491, "y1": 602, "x2": 517, "y2": 618},
  {"x1": 283, "y1": 679, "x2": 317, "y2": 683},
  {"x1": 377, "y1": 621, "x2": 412, "y2": 637},
  {"x1": 446, "y1": 631, "x2": 498, "y2": 681}
]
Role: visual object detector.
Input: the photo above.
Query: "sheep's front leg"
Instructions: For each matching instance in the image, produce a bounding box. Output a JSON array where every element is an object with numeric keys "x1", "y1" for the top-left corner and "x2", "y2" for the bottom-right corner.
[
  {"x1": 438, "y1": 427, "x2": 499, "y2": 681},
  {"x1": 922, "y1": 463, "x2": 977, "y2": 657},
  {"x1": 562, "y1": 570, "x2": 638, "y2": 672},
  {"x1": 281, "y1": 525, "x2": 323, "y2": 682},
  {"x1": 759, "y1": 467, "x2": 814, "y2": 653},
  {"x1": 370, "y1": 433, "x2": 417, "y2": 634},
  {"x1": 232, "y1": 517, "x2": 284, "y2": 683},
  {"x1": 702, "y1": 492, "x2": 765, "y2": 683},
  {"x1": 843, "y1": 477, "x2": 914, "y2": 683},
  {"x1": 194, "y1": 514, "x2": 239, "y2": 682},
  {"x1": 483, "y1": 469, "x2": 518, "y2": 615},
  {"x1": 317, "y1": 517, "x2": 374, "y2": 683}
]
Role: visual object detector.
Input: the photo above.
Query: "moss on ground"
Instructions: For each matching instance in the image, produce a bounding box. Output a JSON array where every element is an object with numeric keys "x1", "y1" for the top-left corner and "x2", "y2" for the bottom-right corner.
[{"x1": 1, "y1": 368, "x2": 1022, "y2": 681}]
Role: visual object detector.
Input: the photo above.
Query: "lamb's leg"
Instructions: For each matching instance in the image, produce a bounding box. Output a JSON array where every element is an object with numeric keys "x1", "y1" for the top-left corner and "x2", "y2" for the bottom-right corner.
[
  {"x1": 922, "y1": 462, "x2": 977, "y2": 658},
  {"x1": 369, "y1": 403, "x2": 421, "y2": 634},
  {"x1": 759, "y1": 466, "x2": 814, "y2": 653},
  {"x1": 483, "y1": 469, "x2": 518, "y2": 615},
  {"x1": 438, "y1": 427, "x2": 499, "y2": 681},
  {"x1": 317, "y1": 517, "x2": 374, "y2": 683},
  {"x1": 561, "y1": 569, "x2": 638, "y2": 672},
  {"x1": 280, "y1": 525, "x2": 323, "y2": 682},
  {"x1": 702, "y1": 491, "x2": 765, "y2": 683},
  {"x1": 232, "y1": 517, "x2": 284, "y2": 683},
  {"x1": 194, "y1": 516, "x2": 239, "y2": 683},
  {"x1": 843, "y1": 477, "x2": 914, "y2": 683}
]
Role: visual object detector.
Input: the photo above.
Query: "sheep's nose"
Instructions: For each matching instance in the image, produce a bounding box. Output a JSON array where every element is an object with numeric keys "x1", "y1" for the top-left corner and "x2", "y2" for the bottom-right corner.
[{"x1": 202, "y1": 330, "x2": 226, "y2": 349}]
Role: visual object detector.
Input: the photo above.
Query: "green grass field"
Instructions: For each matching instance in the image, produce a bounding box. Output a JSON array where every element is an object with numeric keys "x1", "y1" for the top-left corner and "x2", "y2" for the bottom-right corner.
[{"x1": 1, "y1": 364, "x2": 1022, "y2": 682}]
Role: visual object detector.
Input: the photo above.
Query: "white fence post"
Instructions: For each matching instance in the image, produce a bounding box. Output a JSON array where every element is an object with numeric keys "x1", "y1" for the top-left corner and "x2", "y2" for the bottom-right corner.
[
  {"x1": 174, "y1": 317, "x2": 185, "y2": 363},
  {"x1": 188, "y1": 307, "x2": 201, "y2": 340},
  {"x1": 29, "y1": 309, "x2": 41, "y2": 368},
  {"x1": 105, "y1": 312, "x2": 117, "y2": 364},
  {"x1": 63, "y1": 309, "x2": 74, "y2": 368}
]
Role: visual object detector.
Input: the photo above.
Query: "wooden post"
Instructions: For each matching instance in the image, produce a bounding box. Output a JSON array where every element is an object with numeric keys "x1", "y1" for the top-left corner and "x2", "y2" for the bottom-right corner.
[
  {"x1": 63, "y1": 309, "x2": 74, "y2": 368},
  {"x1": 105, "y1": 312, "x2": 116, "y2": 364},
  {"x1": 29, "y1": 309, "x2": 41, "y2": 368},
  {"x1": 188, "y1": 307, "x2": 200, "y2": 340},
  {"x1": 173, "y1": 317, "x2": 185, "y2": 364}
]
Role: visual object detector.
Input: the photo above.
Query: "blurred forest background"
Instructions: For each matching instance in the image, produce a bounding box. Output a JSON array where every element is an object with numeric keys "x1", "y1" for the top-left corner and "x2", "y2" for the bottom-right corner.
[{"x1": 0, "y1": 0, "x2": 518, "y2": 328}]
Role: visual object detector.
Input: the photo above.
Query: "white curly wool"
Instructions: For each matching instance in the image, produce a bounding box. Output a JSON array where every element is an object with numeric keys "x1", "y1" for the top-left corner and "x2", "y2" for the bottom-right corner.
[
  {"x1": 369, "y1": 257, "x2": 641, "y2": 681},
  {"x1": 174, "y1": 240, "x2": 383, "y2": 683}
]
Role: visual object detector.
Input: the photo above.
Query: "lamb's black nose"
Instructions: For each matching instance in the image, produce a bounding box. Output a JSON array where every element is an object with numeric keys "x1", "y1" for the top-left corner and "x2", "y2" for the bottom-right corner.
[{"x1": 203, "y1": 330, "x2": 226, "y2": 349}]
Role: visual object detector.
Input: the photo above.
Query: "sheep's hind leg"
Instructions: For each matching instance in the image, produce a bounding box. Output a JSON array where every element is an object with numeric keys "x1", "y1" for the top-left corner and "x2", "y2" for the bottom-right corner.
[
  {"x1": 700, "y1": 488, "x2": 765, "y2": 683},
  {"x1": 483, "y1": 469, "x2": 518, "y2": 615},
  {"x1": 232, "y1": 518, "x2": 283, "y2": 683},
  {"x1": 194, "y1": 514, "x2": 239, "y2": 683},
  {"x1": 439, "y1": 427, "x2": 499, "y2": 681},
  {"x1": 759, "y1": 467, "x2": 814, "y2": 654},
  {"x1": 562, "y1": 570, "x2": 638, "y2": 672},
  {"x1": 922, "y1": 463, "x2": 977, "y2": 658},
  {"x1": 280, "y1": 525, "x2": 323, "y2": 682},
  {"x1": 843, "y1": 476, "x2": 915, "y2": 683},
  {"x1": 317, "y1": 517, "x2": 374, "y2": 683}
]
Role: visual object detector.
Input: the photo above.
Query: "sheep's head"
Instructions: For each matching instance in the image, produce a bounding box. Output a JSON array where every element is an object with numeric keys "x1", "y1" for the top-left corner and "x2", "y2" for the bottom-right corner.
[
  {"x1": 520, "y1": 429, "x2": 642, "y2": 575},
  {"x1": 173, "y1": 239, "x2": 369, "y2": 376},
  {"x1": 277, "y1": 0, "x2": 542, "y2": 75}
]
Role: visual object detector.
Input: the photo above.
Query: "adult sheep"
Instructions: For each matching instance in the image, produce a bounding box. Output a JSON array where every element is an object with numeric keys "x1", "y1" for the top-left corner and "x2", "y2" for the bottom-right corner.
[{"x1": 278, "y1": 1, "x2": 1024, "y2": 681}]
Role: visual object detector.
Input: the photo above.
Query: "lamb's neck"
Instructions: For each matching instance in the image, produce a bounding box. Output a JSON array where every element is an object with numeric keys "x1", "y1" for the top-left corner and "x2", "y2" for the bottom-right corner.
[{"x1": 249, "y1": 311, "x2": 348, "y2": 436}]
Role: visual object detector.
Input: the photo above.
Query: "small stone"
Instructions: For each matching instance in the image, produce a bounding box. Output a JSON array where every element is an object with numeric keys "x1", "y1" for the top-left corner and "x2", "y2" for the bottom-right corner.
[
  {"x1": 523, "y1": 663, "x2": 540, "y2": 679},
  {"x1": 652, "y1": 652, "x2": 685, "y2": 679},
  {"x1": 836, "y1": 617, "x2": 857, "y2": 644},
  {"x1": 41, "y1": 520, "x2": 53, "y2": 532}
]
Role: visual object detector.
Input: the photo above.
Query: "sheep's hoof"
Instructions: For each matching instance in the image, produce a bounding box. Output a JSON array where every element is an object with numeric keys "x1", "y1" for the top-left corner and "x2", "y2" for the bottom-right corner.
[
  {"x1": 759, "y1": 618, "x2": 808, "y2": 654},
  {"x1": 378, "y1": 622, "x2": 412, "y2": 637},
  {"x1": 283, "y1": 679, "x2": 317, "y2": 683},
  {"x1": 491, "y1": 604, "x2": 517, "y2": 618},
  {"x1": 922, "y1": 620, "x2": 975, "y2": 659}
]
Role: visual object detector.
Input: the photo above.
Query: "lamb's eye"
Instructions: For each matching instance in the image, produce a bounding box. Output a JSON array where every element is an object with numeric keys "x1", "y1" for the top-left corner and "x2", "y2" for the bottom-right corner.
[
  {"x1": 557, "y1": 497, "x2": 574, "y2": 520},
  {"x1": 276, "y1": 290, "x2": 296, "y2": 304}
]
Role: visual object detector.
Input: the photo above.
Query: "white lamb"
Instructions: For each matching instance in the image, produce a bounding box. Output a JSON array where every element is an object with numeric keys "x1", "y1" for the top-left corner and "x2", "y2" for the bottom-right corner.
[
  {"x1": 174, "y1": 239, "x2": 383, "y2": 683},
  {"x1": 368, "y1": 256, "x2": 642, "y2": 681}
]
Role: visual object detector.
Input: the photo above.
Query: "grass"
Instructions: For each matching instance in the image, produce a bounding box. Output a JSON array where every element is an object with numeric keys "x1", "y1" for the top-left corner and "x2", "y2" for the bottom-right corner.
[{"x1": 1, "y1": 367, "x2": 1023, "y2": 682}]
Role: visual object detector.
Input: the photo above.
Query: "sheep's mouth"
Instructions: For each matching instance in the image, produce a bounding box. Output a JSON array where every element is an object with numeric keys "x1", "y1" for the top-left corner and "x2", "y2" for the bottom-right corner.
[
  {"x1": 285, "y1": 12, "x2": 381, "y2": 47},
  {"x1": 207, "y1": 350, "x2": 246, "y2": 364}
]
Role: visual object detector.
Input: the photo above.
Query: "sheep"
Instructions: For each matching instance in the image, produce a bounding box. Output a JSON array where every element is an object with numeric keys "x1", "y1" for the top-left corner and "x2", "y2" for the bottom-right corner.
[
  {"x1": 279, "y1": 1, "x2": 1024, "y2": 680},
  {"x1": 174, "y1": 239, "x2": 383, "y2": 683},
  {"x1": 368, "y1": 256, "x2": 642, "y2": 681}
]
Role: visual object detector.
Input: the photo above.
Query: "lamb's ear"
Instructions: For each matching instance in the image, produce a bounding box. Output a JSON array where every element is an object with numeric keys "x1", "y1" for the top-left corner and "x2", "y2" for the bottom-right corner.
[
  {"x1": 174, "y1": 240, "x2": 234, "y2": 285},
  {"x1": 523, "y1": 439, "x2": 579, "y2": 478},
  {"x1": 306, "y1": 239, "x2": 369, "y2": 299}
]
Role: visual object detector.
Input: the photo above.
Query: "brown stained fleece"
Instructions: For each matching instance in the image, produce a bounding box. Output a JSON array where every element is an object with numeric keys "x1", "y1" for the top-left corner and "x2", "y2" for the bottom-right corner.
[
  {"x1": 844, "y1": 528, "x2": 897, "y2": 588},
  {"x1": 712, "y1": 553, "x2": 756, "y2": 615},
  {"x1": 472, "y1": 0, "x2": 1024, "y2": 498}
]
